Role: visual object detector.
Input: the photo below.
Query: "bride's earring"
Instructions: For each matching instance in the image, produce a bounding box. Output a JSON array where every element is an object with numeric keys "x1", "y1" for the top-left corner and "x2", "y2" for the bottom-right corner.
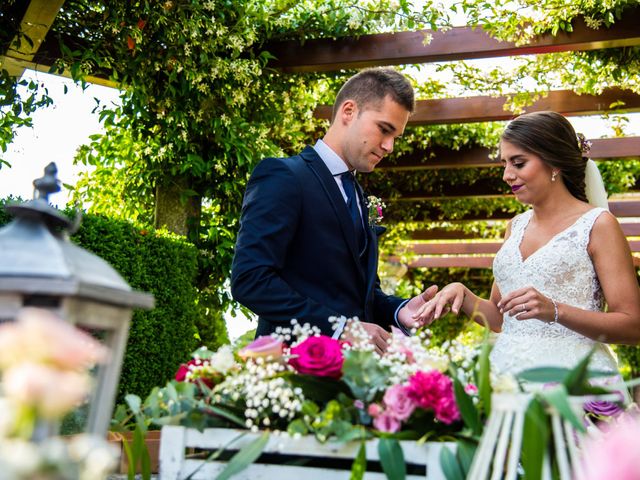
[{"x1": 551, "y1": 171, "x2": 558, "y2": 182}]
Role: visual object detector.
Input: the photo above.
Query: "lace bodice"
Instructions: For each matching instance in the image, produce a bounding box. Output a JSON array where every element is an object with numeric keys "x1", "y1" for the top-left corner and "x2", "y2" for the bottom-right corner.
[{"x1": 490, "y1": 207, "x2": 620, "y2": 376}]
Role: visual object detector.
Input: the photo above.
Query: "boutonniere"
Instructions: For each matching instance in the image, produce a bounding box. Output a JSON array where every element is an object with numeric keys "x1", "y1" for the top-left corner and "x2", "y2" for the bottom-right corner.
[{"x1": 365, "y1": 195, "x2": 385, "y2": 226}]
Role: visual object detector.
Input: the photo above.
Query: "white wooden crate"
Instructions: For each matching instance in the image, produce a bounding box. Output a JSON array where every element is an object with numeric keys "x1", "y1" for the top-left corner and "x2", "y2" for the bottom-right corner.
[{"x1": 159, "y1": 426, "x2": 455, "y2": 479}]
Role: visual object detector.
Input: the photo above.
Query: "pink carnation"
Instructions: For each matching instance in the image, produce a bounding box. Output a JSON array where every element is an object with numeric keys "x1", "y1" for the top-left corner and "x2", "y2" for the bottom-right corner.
[
  {"x1": 383, "y1": 384, "x2": 416, "y2": 422},
  {"x1": 373, "y1": 410, "x2": 401, "y2": 433},
  {"x1": 405, "y1": 370, "x2": 460, "y2": 424},
  {"x1": 288, "y1": 336, "x2": 344, "y2": 379},
  {"x1": 435, "y1": 395, "x2": 461, "y2": 424}
]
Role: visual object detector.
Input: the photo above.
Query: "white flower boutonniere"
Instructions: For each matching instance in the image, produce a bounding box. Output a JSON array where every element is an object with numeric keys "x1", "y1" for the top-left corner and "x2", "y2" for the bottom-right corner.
[{"x1": 366, "y1": 195, "x2": 385, "y2": 227}]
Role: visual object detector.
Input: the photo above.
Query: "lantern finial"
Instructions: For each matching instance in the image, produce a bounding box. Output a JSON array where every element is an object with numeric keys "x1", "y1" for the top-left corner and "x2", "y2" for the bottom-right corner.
[{"x1": 33, "y1": 162, "x2": 61, "y2": 201}]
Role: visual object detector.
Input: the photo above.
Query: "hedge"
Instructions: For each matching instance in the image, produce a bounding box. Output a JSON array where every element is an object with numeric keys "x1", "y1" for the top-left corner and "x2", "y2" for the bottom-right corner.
[{"x1": 0, "y1": 197, "x2": 229, "y2": 402}]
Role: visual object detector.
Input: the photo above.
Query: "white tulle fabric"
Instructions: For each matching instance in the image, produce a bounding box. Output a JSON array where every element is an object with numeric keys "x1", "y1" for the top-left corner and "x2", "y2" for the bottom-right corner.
[
  {"x1": 490, "y1": 207, "x2": 620, "y2": 377},
  {"x1": 584, "y1": 159, "x2": 609, "y2": 210}
]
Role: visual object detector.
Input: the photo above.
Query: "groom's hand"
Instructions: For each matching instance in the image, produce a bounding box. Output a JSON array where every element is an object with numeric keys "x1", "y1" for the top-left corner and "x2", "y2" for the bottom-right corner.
[
  {"x1": 342, "y1": 321, "x2": 391, "y2": 356},
  {"x1": 397, "y1": 285, "x2": 439, "y2": 330}
]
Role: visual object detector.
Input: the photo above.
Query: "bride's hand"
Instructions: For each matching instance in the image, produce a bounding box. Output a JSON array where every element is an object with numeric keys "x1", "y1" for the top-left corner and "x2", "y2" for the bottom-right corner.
[
  {"x1": 497, "y1": 287, "x2": 556, "y2": 322},
  {"x1": 412, "y1": 282, "x2": 465, "y2": 326}
]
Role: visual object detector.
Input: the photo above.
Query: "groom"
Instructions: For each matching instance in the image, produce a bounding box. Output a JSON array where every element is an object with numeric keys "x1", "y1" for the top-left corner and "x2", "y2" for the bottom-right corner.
[{"x1": 231, "y1": 68, "x2": 436, "y2": 353}]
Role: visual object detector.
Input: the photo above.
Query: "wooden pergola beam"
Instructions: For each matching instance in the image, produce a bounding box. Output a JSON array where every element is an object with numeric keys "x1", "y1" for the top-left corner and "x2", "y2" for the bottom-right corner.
[
  {"x1": 266, "y1": 8, "x2": 640, "y2": 72},
  {"x1": 406, "y1": 240, "x2": 639, "y2": 255},
  {"x1": 400, "y1": 254, "x2": 640, "y2": 268},
  {"x1": 0, "y1": 0, "x2": 65, "y2": 78},
  {"x1": 410, "y1": 221, "x2": 640, "y2": 240},
  {"x1": 315, "y1": 88, "x2": 640, "y2": 125},
  {"x1": 392, "y1": 199, "x2": 640, "y2": 220},
  {"x1": 380, "y1": 137, "x2": 640, "y2": 170}
]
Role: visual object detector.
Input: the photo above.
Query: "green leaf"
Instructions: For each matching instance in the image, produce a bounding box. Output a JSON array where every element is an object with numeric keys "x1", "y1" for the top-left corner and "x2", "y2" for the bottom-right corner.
[
  {"x1": 563, "y1": 348, "x2": 596, "y2": 394},
  {"x1": 521, "y1": 397, "x2": 548, "y2": 480},
  {"x1": 215, "y1": 431, "x2": 269, "y2": 480},
  {"x1": 350, "y1": 441, "x2": 367, "y2": 480},
  {"x1": 538, "y1": 386, "x2": 586, "y2": 433},
  {"x1": 378, "y1": 437, "x2": 406, "y2": 480},
  {"x1": 453, "y1": 377, "x2": 482, "y2": 435},
  {"x1": 456, "y1": 438, "x2": 477, "y2": 474},
  {"x1": 342, "y1": 350, "x2": 391, "y2": 401},
  {"x1": 125, "y1": 394, "x2": 142, "y2": 414},
  {"x1": 477, "y1": 331, "x2": 493, "y2": 414},
  {"x1": 440, "y1": 446, "x2": 465, "y2": 480}
]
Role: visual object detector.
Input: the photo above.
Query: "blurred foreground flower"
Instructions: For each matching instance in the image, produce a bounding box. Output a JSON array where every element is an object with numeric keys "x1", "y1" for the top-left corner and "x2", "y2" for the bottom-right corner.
[
  {"x1": 578, "y1": 412, "x2": 640, "y2": 480},
  {"x1": 0, "y1": 308, "x2": 116, "y2": 479}
]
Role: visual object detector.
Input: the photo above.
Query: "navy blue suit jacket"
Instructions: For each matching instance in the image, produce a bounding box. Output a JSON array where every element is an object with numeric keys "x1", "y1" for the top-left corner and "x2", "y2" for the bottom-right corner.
[{"x1": 231, "y1": 146, "x2": 405, "y2": 337}]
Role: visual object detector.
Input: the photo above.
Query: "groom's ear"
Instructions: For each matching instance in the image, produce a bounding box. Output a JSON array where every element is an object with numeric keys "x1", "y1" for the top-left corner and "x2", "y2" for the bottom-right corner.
[{"x1": 339, "y1": 100, "x2": 357, "y2": 124}]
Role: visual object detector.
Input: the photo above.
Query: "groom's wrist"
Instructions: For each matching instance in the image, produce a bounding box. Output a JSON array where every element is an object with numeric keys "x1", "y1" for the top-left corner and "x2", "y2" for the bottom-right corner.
[{"x1": 394, "y1": 300, "x2": 411, "y2": 336}]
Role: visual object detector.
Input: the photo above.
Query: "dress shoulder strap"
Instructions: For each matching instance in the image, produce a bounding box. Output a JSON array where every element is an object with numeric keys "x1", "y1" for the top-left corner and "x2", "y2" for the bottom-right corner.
[
  {"x1": 510, "y1": 210, "x2": 533, "y2": 237},
  {"x1": 574, "y1": 207, "x2": 608, "y2": 249}
]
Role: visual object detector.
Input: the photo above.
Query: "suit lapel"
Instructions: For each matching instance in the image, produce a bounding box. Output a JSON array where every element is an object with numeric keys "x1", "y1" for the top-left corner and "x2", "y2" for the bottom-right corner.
[{"x1": 300, "y1": 147, "x2": 362, "y2": 269}]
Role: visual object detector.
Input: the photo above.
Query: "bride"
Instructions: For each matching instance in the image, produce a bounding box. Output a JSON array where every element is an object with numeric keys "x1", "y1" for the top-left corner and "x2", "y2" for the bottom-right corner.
[{"x1": 413, "y1": 111, "x2": 640, "y2": 377}]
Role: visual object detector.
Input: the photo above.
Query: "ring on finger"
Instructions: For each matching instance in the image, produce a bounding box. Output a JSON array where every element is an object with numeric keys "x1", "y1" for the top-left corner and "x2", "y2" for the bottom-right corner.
[{"x1": 520, "y1": 303, "x2": 527, "y2": 312}]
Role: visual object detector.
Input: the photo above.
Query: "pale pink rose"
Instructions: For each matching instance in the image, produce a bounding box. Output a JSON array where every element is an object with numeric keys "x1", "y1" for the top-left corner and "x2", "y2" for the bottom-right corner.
[
  {"x1": 373, "y1": 411, "x2": 401, "y2": 433},
  {"x1": 3, "y1": 363, "x2": 91, "y2": 418},
  {"x1": 579, "y1": 413, "x2": 640, "y2": 480},
  {"x1": 0, "y1": 308, "x2": 108, "y2": 370},
  {"x1": 383, "y1": 384, "x2": 416, "y2": 421},
  {"x1": 239, "y1": 336, "x2": 284, "y2": 360}
]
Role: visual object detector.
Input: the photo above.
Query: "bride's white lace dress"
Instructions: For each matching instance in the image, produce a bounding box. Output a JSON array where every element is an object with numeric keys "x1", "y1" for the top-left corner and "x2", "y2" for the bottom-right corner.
[{"x1": 490, "y1": 207, "x2": 620, "y2": 376}]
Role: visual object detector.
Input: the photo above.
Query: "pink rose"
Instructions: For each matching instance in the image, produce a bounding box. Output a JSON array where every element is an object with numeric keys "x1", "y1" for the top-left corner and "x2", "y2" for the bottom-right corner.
[
  {"x1": 3, "y1": 363, "x2": 90, "y2": 419},
  {"x1": 383, "y1": 384, "x2": 416, "y2": 421},
  {"x1": 238, "y1": 336, "x2": 283, "y2": 360},
  {"x1": 175, "y1": 359, "x2": 215, "y2": 388},
  {"x1": 368, "y1": 403, "x2": 383, "y2": 417},
  {"x1": 373, "y1": 411, "x2": 401, "y2": 433},
  {"x1": 288, "y1": 336, "x2": 343, "y2": 379},
  {"x1": 0, "y1": 308, "x2": 108, "y2": 371}
]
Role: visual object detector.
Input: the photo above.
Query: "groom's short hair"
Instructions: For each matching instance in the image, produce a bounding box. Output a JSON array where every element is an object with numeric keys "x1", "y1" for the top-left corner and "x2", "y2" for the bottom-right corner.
[{"x1": 331, "y1": 68, "x2": 415, "y2": 121}]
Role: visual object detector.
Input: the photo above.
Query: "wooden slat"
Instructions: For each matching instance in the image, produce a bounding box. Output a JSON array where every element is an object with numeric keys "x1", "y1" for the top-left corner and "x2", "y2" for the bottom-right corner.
[
  {"x1": 396, "y1": 239, "x2": 639, "y2": 269},
  {"x1": 380, "y1": 137, "x2": 640, "y2": 171},
  {"x1": 266, "y1": 8, "x2": 640, "y2": 72},
  {"x1": 315, "y1": 88, "x2": 640, "y2": 125},
  {"x1": 406, "y1": 256, "x2": 495, "y2": 268},
  {"x1": 392, "y1": 197, "x2": 640, "y2": 219},
  {"x1": 409, "y1": 242, "x2": 502, "y2": 255},
  {"x1": 0, "y1": 0, "x2": 66, "y2": 77},
  {"x1": 406, "y1": 240, "x2": 639, "y2": 255},
  {"x1": 410, "y1": 222, "x2": 640, "y2": 240}
]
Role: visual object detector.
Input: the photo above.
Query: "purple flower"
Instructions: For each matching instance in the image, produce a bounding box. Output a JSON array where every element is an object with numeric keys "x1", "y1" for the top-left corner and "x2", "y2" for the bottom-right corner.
[{"x1": 584, "y1": 400, "x2": 624, "y2": 418}]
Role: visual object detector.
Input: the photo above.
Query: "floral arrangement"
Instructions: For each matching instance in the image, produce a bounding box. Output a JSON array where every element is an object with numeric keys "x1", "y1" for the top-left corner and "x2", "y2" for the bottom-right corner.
[
  {"x1": 125, "y1": 319, "x2": 488, "y2": 478},
  {"x1": 0, "y1": 308, "x2": 118, "y2": 479}
]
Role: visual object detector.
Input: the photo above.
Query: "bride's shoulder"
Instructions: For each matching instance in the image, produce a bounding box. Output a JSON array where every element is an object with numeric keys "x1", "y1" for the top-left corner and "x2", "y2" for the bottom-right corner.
[{"x1": 503, "y1": 210, "x2": 532, "y2": 240}]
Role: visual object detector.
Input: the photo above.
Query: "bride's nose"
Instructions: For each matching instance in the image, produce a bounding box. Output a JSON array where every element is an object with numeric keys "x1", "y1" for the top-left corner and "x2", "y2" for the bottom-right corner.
[{"x1": 503, "y1": 165, "x2": 516, "y2": 183}]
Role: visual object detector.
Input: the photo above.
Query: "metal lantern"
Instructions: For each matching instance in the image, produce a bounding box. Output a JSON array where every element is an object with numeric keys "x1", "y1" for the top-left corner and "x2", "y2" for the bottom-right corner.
[{"x1": 0, "y1": 162, "x2": 154, "y2": 435}]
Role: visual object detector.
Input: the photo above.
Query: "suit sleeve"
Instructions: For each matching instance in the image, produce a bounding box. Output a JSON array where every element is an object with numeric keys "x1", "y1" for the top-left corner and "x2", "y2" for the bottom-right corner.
[{"x1": 231, "y1": 158, "x2": 341, "y2": 335}]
